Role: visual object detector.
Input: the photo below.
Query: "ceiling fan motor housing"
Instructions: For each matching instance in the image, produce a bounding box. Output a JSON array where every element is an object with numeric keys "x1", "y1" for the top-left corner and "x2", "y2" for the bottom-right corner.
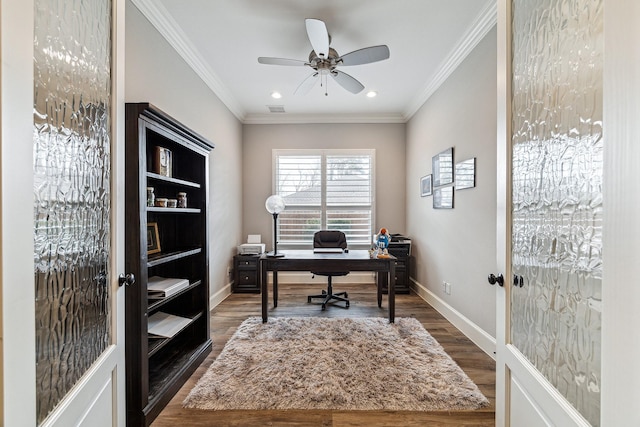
[{"x1": 309, "y1": 48, "x2": 340, "y2": 71}]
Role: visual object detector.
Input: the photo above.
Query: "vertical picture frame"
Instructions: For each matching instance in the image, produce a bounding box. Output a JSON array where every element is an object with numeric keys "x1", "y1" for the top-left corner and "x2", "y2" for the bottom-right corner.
[
  {"x1": 154, "y1": 146, "x2": 172, "y2": 177},
  {"x1": 147, "y1": 222, "x2": 161, "y2": 255},
  {"x1": 455, "y1": 157, "x2": 476, "y2": 190},
  {"x1": 432, "y1": 147, "x2": 454, "y2": 187},
  {"x1": 420, "y1": 174, "x2": 433, "y2": 197}
]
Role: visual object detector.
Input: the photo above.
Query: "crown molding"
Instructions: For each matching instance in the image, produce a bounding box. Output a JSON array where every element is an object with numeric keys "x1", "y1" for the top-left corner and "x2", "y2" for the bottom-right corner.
[
  {"x1": 242, "y1": 112, "x2": 407, "y2": 125},
  {"x1": 402, "y1": 0, "x2": 497, "y2": 120},
  {"x1": 131, "y1": 0, "x2": 496, "y2": 125},
  {"x1": 130, "y1": 0, "x2": 246, "y2": 121}
]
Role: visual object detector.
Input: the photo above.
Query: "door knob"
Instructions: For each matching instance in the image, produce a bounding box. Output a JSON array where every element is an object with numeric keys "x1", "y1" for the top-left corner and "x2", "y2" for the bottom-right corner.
[
  {"x1": 95, "y1": 271, "x2": 107, "y2": 287},
  {"x1": 488, "y1": 273, "x2": 504, "y2": 286},
  {"x1": 513, "y1": 274, "x2": 524, "y2": 288},
  {"x1": 118, "y1": 273, "x2": 136, "y2": 287}
]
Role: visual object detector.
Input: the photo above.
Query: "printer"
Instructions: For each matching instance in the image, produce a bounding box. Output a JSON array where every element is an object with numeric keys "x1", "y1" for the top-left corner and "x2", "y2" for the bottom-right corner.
[
  {"x1": 237, "y1": 243, "x2": 265, "y2": 255},
  {"x1": 237, "y1": 234, "x2": 265, "y2": 255}
]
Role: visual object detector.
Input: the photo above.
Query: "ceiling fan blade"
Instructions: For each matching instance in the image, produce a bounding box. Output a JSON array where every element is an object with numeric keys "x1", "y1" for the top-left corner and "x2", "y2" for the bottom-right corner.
[
  {"x1": 338, "y1": 45, "x2": 390, "y2": 66},
  {"x1": 331, "y1": 70, "x2": 365, "y2": 94},
  {"x1": 258, "y1": 57, "x2": 308, "y2": 66},
  {"x1": 294, "y1": 72, "x2": 319, "y2": 95},
  {"x1": 305, "y1": 18, "x2": 329, "y2": 57}
]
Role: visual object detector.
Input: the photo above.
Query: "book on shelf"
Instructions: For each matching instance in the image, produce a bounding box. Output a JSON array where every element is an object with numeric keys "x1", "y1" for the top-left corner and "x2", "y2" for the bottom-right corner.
[
  {"x1": 147, "y1": 276, "x2": 189, "y2": 299},
  {"x1": 147, "y1": 311, "x2": 192, "y2": 338}
]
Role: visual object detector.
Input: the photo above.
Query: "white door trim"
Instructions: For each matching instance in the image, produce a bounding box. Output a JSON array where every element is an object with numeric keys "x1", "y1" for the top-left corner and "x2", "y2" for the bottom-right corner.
[
  {"x1": 495, "y1": 1, "x2": 512, "y2": 425},
  {"x1": 504, "y1": 346, "x2": 591, "y2": 426},
  {"x1": 40, "y1": 347, "x2": 118, "y2": 427},
  {"x1": 111, "y1": 0, "x2": 127, "y2": 424},
  {"x1": 601, "y1": 1, "x2": 640, "y2": 425},
  {"x1": 0, "y1": 0, "x2": 37, "y2": 425}
]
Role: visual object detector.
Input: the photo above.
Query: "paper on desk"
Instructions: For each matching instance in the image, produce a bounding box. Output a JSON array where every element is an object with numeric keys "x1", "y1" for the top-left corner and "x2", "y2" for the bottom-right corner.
[
  {"x1": 313, "y1": 248, "x2": 344, "y2": 253},
  {"x1": 247, "y1": 234, "x2": 262, "y2": 244}
]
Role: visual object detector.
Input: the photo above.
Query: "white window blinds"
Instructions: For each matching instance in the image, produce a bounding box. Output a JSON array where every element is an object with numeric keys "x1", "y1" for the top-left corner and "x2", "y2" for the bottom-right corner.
[{"x1": 274, "y1": 150, "x2": 374, "y2": 247}]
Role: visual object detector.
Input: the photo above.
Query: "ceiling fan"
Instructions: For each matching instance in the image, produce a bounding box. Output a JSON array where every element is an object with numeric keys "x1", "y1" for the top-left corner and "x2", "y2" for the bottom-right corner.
[{"x1": 258, "y1": 18, "x2": 390, "y2": 96}]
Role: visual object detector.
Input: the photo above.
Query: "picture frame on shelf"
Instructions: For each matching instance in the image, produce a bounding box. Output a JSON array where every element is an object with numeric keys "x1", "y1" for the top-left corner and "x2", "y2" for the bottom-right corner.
[
  {"x1": 154, "y1": 146, "x2": 172, "y2": 177},
  {"x1": 147, "y1": 222, "x2": 161, "y2": 255},
  {"x1": 455, "y1": 157, "x2": 476, "y2": 190},
  {"x1": 420, "y1": 174, "x2": 433, "y2": 197},
  {"x1": 432, "y1": 147, "x2": 454, "y2": 187}
]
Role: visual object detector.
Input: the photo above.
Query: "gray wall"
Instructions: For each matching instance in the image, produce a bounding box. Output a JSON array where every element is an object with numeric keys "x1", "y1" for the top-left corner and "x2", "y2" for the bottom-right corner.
[
  {"x1": 125, "y1": 1, "x2": 243, "y2": 301},
  {"x1": 406, "y1": 27, "x2": 497, "y2": 336},
  {"x1": 124, "y1": 0, "x2": 496, "y2": 339},
  {"x1": 242, "y1": 123, "x2": 406, "y2": 250}
]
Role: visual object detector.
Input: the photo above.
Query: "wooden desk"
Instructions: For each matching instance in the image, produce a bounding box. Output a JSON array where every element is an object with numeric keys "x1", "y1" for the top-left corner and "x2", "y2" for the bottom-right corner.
[{"x1": 260, "y1": 250, "x2": 396, "y2": 323}]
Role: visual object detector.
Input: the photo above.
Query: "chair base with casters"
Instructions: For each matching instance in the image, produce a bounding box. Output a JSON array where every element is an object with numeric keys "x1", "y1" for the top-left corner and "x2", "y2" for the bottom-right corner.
[{"x1": 307, "y1": 274, "x2": 350, "y2": 310}]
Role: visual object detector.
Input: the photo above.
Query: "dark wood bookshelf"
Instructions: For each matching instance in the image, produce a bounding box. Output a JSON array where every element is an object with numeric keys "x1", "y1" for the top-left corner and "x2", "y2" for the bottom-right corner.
[{"x1": 125, "y1": 103, "x2": 214, "y2": 427}]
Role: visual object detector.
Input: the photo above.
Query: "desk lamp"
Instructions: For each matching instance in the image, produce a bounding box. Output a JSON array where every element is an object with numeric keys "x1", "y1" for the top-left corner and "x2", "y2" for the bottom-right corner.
[{"x1": 265, "y1": 195, "x2": 285, "y2": 257}]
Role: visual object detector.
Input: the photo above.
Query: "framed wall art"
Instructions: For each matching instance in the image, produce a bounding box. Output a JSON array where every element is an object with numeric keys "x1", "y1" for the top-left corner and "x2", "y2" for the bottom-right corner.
[
  {"x1": 420, "y1": 174, "x2": 432, "y2": 197},
  {"x1": 433, "y1": 186, "x2": 454, "y2": 209},
  {"x1": 455, "y1": 157, "x2": 476, "y2": 190},
  {"x1": 432, "y1": 147, "x2": 454, "y2": 187}
]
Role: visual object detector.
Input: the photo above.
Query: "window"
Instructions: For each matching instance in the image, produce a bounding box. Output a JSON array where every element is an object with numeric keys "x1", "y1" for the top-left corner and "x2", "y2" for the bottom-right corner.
[{"x1": 273, "y1": 149, "x2": 375, "y2": 248}]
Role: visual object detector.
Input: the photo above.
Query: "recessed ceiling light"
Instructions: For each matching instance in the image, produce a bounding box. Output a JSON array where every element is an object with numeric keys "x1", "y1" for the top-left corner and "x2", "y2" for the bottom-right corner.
[
  {"x1": 271, "y1": 91, "x2": 282, "y2": 99},
  {"x1": 366, "y1": 91, "x2": 377, "y2": 98}
]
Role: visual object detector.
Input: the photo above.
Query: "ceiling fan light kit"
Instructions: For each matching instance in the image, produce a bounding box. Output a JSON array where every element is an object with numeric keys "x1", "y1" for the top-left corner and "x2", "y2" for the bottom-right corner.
[{"x1": 258, "y1": 18, "x2": 390, "y2": 97}]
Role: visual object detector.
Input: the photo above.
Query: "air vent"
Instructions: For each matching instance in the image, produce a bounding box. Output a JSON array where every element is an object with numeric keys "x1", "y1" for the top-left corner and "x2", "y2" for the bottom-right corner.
[{"x1": 267, "y1": 105, "x2": 286, "y2": 113}]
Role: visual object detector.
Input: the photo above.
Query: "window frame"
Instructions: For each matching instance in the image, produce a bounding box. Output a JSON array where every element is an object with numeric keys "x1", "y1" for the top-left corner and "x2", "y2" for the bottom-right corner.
[{"x1": 272, "y1": 148, "x2": 376, "y2": 249}]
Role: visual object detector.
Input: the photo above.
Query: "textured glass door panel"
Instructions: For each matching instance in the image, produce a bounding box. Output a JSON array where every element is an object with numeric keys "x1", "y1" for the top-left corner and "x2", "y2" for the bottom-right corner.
[
  {"x1": 33, "y1": 0, "x2": 112, "y2": 423},
  {"x1": 511, "y1": 0, "x2": 603, "y2": 425}
]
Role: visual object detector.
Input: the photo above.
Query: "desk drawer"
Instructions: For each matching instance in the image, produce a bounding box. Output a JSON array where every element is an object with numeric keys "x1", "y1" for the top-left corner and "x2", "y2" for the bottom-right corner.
[
  {"x1": 235, "y1": 273, "x2": 259, "y2": 292},
  {"x1": 237, "y1": 270, "x2": 257, "y2": 284},
  {"x1": 234, "y1": 271, "x2": 260, "y2": 293},
  {"x1": 236, "y1": 257, "x2": 259, "y2": 269}
]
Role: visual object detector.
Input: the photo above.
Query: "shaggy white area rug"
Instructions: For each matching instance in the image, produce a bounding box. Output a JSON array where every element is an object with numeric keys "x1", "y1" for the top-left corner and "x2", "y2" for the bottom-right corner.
[{"x1": 183, "y1": 316, "x2": 489, "y2": 411}]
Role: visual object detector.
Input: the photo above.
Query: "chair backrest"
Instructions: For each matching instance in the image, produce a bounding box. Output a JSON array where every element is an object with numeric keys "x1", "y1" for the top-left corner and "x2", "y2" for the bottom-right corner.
[{"x1": 313, "y1": 230, "x2": 347, "y2": 249}]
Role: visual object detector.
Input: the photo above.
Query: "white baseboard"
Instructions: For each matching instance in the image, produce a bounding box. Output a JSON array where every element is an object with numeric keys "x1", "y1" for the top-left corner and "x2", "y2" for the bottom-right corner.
[
  {"x1": 411, "y1": 278, "x2": 496, "y2": 360},
  {"x1": 210, "y1": 282, "x2": 232, "y2": 309}
]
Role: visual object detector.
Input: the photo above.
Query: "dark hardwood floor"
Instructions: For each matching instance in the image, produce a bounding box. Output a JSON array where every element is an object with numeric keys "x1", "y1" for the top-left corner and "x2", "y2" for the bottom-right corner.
[{"x1": 151, "y1": 282, "x2": 496, "y2": 427}]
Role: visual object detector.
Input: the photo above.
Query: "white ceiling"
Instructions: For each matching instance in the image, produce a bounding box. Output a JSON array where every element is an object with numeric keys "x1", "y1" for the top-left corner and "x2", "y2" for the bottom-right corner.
[{"x1": 132, "y1": 0, "x2": 496, "y2": 124}]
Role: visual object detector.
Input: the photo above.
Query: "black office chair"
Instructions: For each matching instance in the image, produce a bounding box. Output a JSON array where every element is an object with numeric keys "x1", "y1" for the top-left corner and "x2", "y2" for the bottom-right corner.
[{"x1": 307, "y1": 230, "x2": 350, "y2": 310}]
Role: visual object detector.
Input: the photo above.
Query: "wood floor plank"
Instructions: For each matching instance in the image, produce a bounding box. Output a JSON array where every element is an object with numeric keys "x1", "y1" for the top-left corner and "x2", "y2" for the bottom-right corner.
[{"x1": 150, "y1": 283, "x2": 496, "y2": 426}]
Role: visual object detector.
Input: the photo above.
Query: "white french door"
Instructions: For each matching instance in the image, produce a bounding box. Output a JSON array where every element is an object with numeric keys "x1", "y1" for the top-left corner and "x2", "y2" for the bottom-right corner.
[
  {"x1": 495, "y1": 0, "x2": 604, "y2": 426},
  {"x1": 1, "y1": 0, "x2": 126, "y2": 426}
]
